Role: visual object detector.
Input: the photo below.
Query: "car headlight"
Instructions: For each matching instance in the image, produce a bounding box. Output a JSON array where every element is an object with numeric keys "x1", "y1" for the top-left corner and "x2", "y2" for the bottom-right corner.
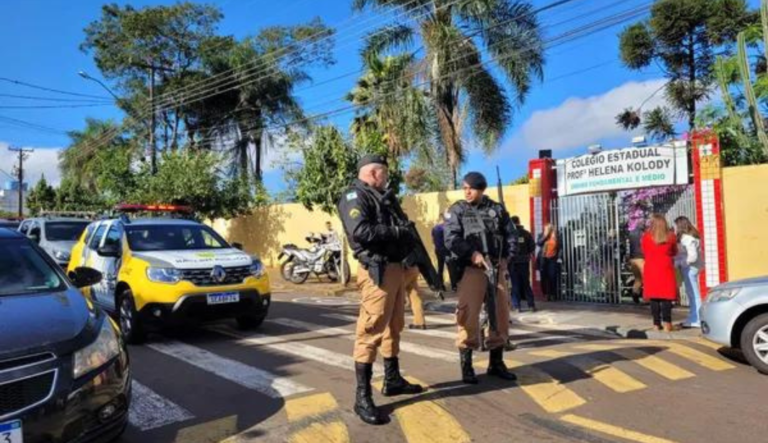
[
  {"x1": 250, "y1": 259, "x2": 265, "y2": 278},
  {"x1": 73, "y1": 318, "x2": 121, "y2": 379},
  {"x1": 706, "y1": 288, "x2": 741, "y2": 304},
  {"x1": 147, "y1": 267, "x2": 182, "y2": 284},
  {"x1": 53, "y1": 250, "x2": 70, "y2": 261}
]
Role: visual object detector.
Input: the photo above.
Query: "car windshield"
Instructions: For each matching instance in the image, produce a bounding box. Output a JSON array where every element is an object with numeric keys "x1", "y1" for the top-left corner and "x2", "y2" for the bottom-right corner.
[
  {"x1": 0, "y1": 239, "x2": 66, "y2": 296},
  {"x1": 126, "y1": 224, "x2": 230, "y2": 252},
  {"x1": 46, "y1": 222, "x2": 90, "y2": 241}
]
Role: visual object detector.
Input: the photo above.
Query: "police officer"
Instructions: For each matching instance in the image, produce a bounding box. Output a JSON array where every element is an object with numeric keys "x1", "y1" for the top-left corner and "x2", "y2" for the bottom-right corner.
[
  {"x1": 337, "y1": 154, "x2": 423, "y2": 425},
  {"x1": 509, "y1": 215, "x2": 537, "y2": 312},
  {"x1": 445, "y1": 172, "x2": 517, "y2": 384}
]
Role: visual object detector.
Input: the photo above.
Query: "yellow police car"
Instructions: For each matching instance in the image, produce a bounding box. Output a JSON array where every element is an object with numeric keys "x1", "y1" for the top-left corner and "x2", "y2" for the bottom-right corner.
[{"x1": 67, "y1": 204, "x2": 270, "y2": 344}]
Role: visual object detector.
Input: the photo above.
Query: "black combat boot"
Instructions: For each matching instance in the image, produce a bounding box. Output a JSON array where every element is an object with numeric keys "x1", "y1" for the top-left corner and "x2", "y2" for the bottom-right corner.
[
  {"x1": 354, "y1": 362, "x2": 388, "y2": 425},
  {"x1": 460, "y1": 348, "x2": 479, "y2": 384},
  {"x1": 381, "y1": 357, "x2": 424, "y2": 396},
  {"x1": 487, "y1": 347, "x2": 517, "y2": 381}
]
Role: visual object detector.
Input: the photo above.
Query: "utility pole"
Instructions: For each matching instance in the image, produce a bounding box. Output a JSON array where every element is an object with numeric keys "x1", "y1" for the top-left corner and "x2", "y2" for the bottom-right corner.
[{"x1": 9, "y1": 146, "x2": 33, "y2": 218}]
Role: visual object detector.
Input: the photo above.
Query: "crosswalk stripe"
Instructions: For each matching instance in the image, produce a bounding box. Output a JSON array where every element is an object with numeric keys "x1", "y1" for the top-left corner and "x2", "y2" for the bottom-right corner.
[
  {"x1": 270, "y1": 318, "x2": 459, "y2": 362},
  {"x1": 529, "y1": 349, "x2": 574, "y2": 359},
  {"x1": 566, "y1": 356, "x2": 647, "y2": 393},
  {"x1": 684, "y1": 337, "x2": 724, "y2": 351},
  {"x1": 209, "y1": 325, "x2": 384, "y2": 374},
  {"x1": 480, "y1": 359, "x2": 587, "y2": 413},
  {"x1": 289, "y1": 421, "x2": 350, "y2": 443},
  {"x1": 129, "y1": 381, "x2": 194, "y2": 431},
  {"x1": 561, "y1": 414, "x2": 679, "y2": 443},
  {"x1": 285, "y1": 393, "x2": 339, "y2": 422},
  {"x1": 147, "y1": 340, "x2": 313, "y2": 398},
  {"x1": 374, "y1": 376, "x2": 471, "y2": 443},
  {"x1": 624, "y1": 340, "x2": 735, "y2": 371},
  {"x1": 324, "y1": 313, "x2": 457, "y2": 340},
  {"x1": 174, "y1": 415, "x2": 238, "y2": 443},
  {"x1": 574, "y1": 344, "x2": 695, "y2": 381}
]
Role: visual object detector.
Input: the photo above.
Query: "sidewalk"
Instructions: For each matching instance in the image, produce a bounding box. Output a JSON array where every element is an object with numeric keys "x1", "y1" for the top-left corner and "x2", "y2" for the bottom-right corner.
[{"x1": 424, "y1": 290, "x2": 703, "y2": 340}]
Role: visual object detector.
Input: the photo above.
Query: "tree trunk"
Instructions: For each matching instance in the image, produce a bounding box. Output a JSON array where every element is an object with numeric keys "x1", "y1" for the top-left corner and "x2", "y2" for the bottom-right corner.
[
  {"x1": 688, "y1": 33, "x2": 697, "y2": 135},
  {"x1": 254, "y1": 131, "x2": 263, "y2": 181}
]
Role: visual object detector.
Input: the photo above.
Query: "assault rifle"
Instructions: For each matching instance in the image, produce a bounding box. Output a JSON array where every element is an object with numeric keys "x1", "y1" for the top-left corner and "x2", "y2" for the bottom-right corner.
[{"x1": 381, "y1": 189, "x2": 444, "y2": 300}]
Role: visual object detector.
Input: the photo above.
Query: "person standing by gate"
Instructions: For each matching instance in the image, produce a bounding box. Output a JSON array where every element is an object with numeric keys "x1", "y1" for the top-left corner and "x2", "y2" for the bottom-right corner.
[
  {"x1": 674, "y1": 216, "x2": 703, "y2": 328},
  {"x1": 641, "y1": 214, "x2": 679, "y2": 332},
  {"x1": 337, "y1": 155, "x2": 424, "y2": 425},
  {"x1": 537, "y1": 223, "x2": 560, "y2": 300},
  {"x1": 432, "y1": 215, "x2": 450, "y2": 291},
  {"x1": 628, "y1": 223, "x2": 646, "y2": 303},
  {"x1": 445, "y1": 172, "x2": 517, "y2": 384},
  {"x1": 509, "y1": 216, "x2": 536, "y2": 312}
]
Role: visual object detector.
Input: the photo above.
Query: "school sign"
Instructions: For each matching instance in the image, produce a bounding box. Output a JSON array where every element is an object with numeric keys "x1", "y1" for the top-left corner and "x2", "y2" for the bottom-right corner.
[{"x1": 556, "y1": 141, "x2": 689, "y2": 196}]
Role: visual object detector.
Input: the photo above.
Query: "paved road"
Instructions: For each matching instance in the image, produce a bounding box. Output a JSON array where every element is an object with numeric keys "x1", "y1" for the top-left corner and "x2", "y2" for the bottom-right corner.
[{"x1": 116, "y1": 292, "x2": 766, "y2": 443}]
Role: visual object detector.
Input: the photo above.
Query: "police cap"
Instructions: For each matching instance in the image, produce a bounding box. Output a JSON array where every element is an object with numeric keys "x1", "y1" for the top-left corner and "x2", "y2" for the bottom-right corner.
[
  {"x1": 462, "y1": 171, "x2": 487, "y2": 190},
  {"x1": 357, "y1": 154, "x2": 388, "y2": 170}
]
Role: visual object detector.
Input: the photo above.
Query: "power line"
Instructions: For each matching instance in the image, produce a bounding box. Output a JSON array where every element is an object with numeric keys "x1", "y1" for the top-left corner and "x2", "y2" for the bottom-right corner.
[
  {"x1": 0, "y1": 115, "x2": 69, "y2": 136},
  {"x1": 0, "y1": 76, "x2": 112, "y2": 100},
  {"x1": 0, "y1": 103, "x2": 114, "y2": 110},
  {"x1": 0, "y1": 93, "x2": 112, "y2": 103}
]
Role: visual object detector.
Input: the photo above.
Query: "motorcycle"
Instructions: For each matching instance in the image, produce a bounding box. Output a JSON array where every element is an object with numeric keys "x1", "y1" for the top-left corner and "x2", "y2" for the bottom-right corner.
[{"x1": 278, "y1": 233, "x2": 351, "y2": 285}]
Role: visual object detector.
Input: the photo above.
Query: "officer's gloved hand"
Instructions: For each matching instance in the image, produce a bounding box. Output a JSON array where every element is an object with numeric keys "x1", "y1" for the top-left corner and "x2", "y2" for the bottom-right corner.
[{"x1": 394, "y1": 226, "x2": 415, "y2": 242}]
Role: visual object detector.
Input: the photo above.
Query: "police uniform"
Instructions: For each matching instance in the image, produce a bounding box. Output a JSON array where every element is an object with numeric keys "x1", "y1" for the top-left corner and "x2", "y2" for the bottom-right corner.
[
  {"x1": 337, "y1": 155, "x2": 423, "y2": 426},
  {"x1": 444, "y1": 172, "x2": 517, "y2": 384},
  {"x1": 403, "y1": 255, "x2": 426, "y2": 329}
]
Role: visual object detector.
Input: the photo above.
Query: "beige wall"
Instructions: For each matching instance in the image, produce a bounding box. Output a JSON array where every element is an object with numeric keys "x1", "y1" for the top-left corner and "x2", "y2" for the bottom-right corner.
[
  {"x1": 723, "y1": 164, "x2": 768, "y2": 281},
  {"x1": 211, "y1": 185, "x2": 531, "y2": 273}
]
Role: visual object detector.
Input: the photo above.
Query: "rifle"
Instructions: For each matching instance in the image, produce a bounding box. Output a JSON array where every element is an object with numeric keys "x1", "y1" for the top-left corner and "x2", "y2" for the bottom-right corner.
[{"x1": 381, "y1": 189, "x2": 444, "y2": 300}]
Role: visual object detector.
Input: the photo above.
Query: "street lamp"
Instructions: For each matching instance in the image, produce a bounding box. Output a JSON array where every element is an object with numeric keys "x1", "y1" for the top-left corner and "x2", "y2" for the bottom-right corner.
[{"x1": 78, "y1": 71, "x2": 121, "y2": 103}]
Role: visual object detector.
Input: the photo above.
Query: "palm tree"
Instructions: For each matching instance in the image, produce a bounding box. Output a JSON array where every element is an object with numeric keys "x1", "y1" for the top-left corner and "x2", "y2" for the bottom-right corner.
[
  {"x1": 354, "y1": 0, "x2": 545, "y2": 187},
  {"x1": 60, "y1": 118, "x2": 130, "y2": 192}
]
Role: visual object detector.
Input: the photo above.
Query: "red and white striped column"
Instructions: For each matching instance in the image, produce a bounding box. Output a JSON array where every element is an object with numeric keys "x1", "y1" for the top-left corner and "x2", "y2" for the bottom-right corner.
[
  {"x1": 691, "y1": 132, "x2": 728, "y2": 296},
  {"x1": 528, "y1": 158, "x2": 557, "y2": 299}
]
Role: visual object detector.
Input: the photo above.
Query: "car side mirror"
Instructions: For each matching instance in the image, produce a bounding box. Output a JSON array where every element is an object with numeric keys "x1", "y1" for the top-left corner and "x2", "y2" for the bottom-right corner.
[
  {"x1": 29, "y1": 231, "x2": 41, "y2": 244},
  {"x1": 232, "y1": 242, "x2": 244, "y2": 251},
  {"x1": 71, "y1": 267, "x2": 103, "y2": 288},
  {"x1": 97, "y1": 243, "x2": 121, "y2": 258}
]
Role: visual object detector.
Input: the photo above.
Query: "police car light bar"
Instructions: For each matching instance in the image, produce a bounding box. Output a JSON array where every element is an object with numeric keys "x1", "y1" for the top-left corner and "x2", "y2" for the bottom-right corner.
[{"x1": 114, "y1": 204, "x2": 193, "y2": 214}]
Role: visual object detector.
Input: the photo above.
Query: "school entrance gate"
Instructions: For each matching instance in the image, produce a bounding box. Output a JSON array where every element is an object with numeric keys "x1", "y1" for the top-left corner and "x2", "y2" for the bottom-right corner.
[{"x1": 528, "y1": 133, "x2": 728, "y2": 306}]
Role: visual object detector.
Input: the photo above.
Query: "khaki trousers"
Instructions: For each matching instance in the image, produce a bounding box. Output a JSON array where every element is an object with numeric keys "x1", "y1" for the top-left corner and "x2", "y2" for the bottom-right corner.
[
  {"x1": 455, "y1": 264, "x2": 510, "y2": 350},
  {"x1": 404, "y1": 266, "x2": 426, "y2": 327},
  {"x1": 353, "y1": 264, "x2": 406, "y2": 364}
]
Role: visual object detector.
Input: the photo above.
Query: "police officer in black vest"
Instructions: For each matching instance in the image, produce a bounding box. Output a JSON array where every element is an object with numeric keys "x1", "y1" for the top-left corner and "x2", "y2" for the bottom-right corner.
[{"x1": 337, "y1": 154, "x2": 423, "y2": 425}]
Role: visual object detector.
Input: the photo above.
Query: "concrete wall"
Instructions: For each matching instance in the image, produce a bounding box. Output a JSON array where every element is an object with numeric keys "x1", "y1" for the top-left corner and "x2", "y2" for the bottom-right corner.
[
  {"x1": 723, "y1": 164, "x2": 768, "y2": 281},
  {"x1": 211, "y1": 185, "x2": 531, "y2": 273}
]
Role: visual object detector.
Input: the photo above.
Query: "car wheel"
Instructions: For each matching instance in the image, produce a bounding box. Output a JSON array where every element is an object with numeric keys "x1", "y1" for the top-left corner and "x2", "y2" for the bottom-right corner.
[
  {"x1": 740, "y1": 313, "x2": 768, "y2": 375},
  {"x1": 236, "y1": 314, "x2": 266, "y2": 330},
  {"x1": 119, "y1": 290, "x2": 146, "y2": 345}
]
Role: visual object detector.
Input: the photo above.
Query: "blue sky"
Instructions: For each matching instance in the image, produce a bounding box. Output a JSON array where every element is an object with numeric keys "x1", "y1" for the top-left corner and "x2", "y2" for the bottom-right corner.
[{"x1": 0, "y1": 0, "x2": 757, "y2": 194}]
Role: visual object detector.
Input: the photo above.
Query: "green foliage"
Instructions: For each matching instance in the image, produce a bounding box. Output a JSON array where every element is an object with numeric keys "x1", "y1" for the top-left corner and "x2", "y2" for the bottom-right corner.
[
  {"x1": 643, "y1": 107, "x2": 677, "y2": 141},
  {"x1": 617, "y1": 0, "x2": 756, "y2": 132},
  {"x1": 293, "y1": 126, "x2": 359, "y2": 214},
  {"x1": 55, "y1": 178, "x2": 105, "y2": 212},
  {"x1": 696, "y1": 105, "x2": 768, "y2": 165},
  {"x1": 355, "y1": 0, "x2": 544, "y2": 187},
  {"x1": 25, "y1": 176, "x2": 57, "y2": 216},
  {"x1": 510, "y1": 174, "x2": 530, "y2": 185}
]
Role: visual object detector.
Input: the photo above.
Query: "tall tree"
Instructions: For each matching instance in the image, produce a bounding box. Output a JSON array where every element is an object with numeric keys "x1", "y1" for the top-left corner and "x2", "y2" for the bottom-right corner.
[
  {"x1": 354, "y1": 0, "x2": 544, "y2": 187},
  {"x1": 25, "y1": 176, "x2": 57, "y2": 215},
  {"x1": 617, "y1": 0, "x2": 756, "y2": 135}
]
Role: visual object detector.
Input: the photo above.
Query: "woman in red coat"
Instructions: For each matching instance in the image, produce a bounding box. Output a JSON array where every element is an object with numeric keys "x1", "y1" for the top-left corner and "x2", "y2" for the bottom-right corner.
[{"x1": 641, "y1": 214, "x2": 679, "y2": 332}]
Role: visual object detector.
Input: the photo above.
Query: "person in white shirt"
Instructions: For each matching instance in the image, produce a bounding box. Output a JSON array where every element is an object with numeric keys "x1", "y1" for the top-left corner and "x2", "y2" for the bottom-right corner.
[{"x1": 674, "y1": 217, "x2": 703, "y2": 328}]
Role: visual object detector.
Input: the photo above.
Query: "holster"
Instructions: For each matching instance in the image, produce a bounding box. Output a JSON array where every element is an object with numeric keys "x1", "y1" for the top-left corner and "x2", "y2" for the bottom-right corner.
[{"x1": 361, "y1": 253, "x2": 387, "y2": 286}]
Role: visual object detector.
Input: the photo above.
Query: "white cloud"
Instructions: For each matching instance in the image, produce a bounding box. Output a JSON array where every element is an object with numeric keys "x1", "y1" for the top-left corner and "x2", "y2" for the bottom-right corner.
[
  {"x1": 0, "y1": 142, "x2": 64, "y2": 187},
  {"x1": 511, "y1": 79, "x2": 668, "y2": 153}
]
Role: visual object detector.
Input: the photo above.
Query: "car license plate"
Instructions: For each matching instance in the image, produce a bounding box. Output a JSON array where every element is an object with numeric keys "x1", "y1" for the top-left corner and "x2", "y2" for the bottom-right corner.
[
  {"x1": 0, "y1": 420, "x2": 22, "y2": 443},
  {"x1": 207, "y1": 292, "x2": 240, "y2": 305}
]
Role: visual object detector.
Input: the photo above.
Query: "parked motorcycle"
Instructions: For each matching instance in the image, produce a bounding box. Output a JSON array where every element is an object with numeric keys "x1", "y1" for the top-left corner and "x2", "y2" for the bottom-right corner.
[{"x1": 278, "y1": 233, "x2": 351, "y2": 285}]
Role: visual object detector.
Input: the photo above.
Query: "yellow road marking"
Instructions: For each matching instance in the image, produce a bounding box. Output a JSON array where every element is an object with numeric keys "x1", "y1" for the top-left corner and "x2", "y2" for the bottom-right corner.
[
  {"x1": 567, "y1": 344, "x2": 696, "y2": 381},
  {"x1": 684, "y1": 337, "x2": 724, "y2": 351},
  {"x1": 289, "y1": 421, "x2": 350, "y2": 443},
  {"x1": 638, "y1": 341, "x2": 735, "y2": 371},
  {"x1": 475, "y1": 359, "x2": 586, "y2": 414},
  {"x1": 174, "y1": 415, "x2": 238, "y2": 443},
  {"x1": 561, "y1": 414, "x2": 679, "y2": 443},
  {"x1": 529, "y1": 350, "x2": 575, "y2": 359},
  {"x1": 285, "y1": 393, "x2": 339, "y2": 422},
  {"x1": 567, "y1": 356, "x2": 646, "y2": 393},
  {"x1": 374, "y1": 376, "x2": 471, "y2": 443}
]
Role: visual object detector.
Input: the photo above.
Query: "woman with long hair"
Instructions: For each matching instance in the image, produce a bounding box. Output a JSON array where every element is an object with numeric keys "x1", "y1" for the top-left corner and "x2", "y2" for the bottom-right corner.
[
  {"x1": 641, "y1": 214, "x2": 679, "y2": 332},
  {"x1": 675, "y1": 216, "x2": 703, "y2": 328},
  {"x1": 536, "y1": 223, "x2": 560, "y2": 300}
]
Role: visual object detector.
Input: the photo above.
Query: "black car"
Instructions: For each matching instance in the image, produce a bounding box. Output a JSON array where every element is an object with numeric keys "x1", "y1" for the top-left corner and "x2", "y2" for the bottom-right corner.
[
  {"x1": 0, "y1": 220, "x2": 20, "y2": 230},
  {"x1": 0, "y1": 229, "x2": 130, "y2": 443}
]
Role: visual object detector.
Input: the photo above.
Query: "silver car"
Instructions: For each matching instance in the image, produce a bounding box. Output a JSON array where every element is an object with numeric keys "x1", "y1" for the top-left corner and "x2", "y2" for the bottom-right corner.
[
  {"x1": 700, "y1": 276, "x2": 768, "y2": 374},
  {"x1": 18, "y1": 216, "x2": 91, "y2": 268}
]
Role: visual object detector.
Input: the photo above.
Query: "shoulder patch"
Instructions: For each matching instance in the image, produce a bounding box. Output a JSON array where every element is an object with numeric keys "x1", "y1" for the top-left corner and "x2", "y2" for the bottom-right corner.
[
  {"x1": 349, "y1": 208, "x2": 361, "y2": 219},
  {"x1": 346, "y1": 191, "x2": 358, "y2": 201}
]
